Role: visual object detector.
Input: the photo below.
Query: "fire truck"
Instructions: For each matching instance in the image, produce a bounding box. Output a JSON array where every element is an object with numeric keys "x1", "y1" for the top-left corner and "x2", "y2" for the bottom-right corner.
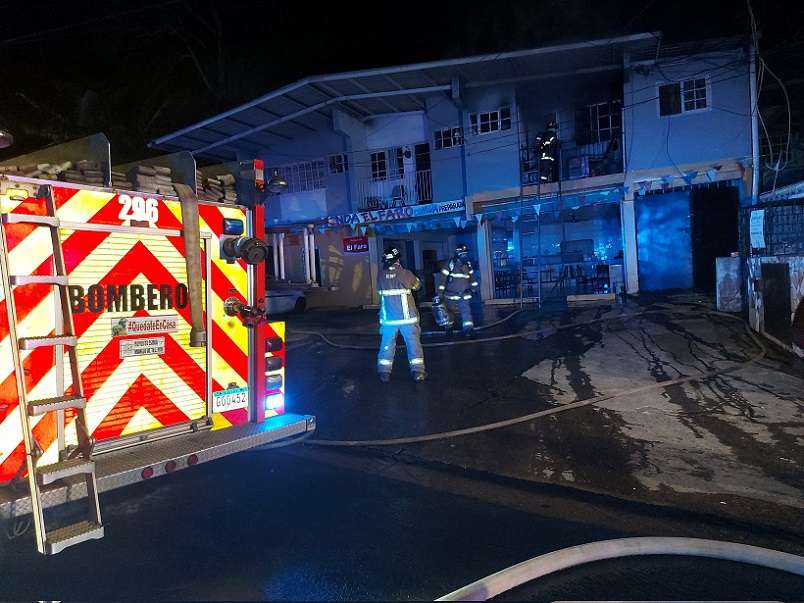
[{"x1": 0, "y1": 134, "x2": 315, "y2": 554}]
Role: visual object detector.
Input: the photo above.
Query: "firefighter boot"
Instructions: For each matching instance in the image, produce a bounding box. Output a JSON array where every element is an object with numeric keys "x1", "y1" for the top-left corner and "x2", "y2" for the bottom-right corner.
[
  {"x1": 379, "y1": 372, "x2": 391, "y2": 383},
  {"x1": 412, "y1": 371, "x2": 427, "y2": 382}
]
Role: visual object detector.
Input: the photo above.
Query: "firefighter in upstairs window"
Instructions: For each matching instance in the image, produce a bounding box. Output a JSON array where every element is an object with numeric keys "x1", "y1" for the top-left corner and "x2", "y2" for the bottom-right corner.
[
  {"x1": 377, "y1": 246, "x2": 426, "y2": 383},
  {"x1": 436, "y1": 243, "x2": 479, "y2": 336},
  {"x1": 534, "y1": 120, "x2": 558, "y2": 183}
]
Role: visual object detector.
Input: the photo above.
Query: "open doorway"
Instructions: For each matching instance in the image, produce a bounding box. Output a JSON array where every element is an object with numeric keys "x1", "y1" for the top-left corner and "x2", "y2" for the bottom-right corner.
[{"x1": 691, "y1": 186, "x2": 739, "y2": 291}]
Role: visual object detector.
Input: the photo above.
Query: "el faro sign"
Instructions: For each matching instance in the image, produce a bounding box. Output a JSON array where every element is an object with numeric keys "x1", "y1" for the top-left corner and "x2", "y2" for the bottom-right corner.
[{"x1": 343, "y1": 236, "x2": 369, "y2": 253}]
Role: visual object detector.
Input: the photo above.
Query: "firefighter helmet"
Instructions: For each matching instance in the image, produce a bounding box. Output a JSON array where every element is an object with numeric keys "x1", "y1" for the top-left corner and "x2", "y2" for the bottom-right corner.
[
  {"x1": 455, "y1": 243, "x2": 469, "y2": 257},
  {"x1": 383, "y1": 246, "x2": 401, "y2": 267}
]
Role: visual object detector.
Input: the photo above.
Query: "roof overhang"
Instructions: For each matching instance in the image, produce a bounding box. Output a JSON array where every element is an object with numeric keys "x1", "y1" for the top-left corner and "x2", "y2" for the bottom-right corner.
[{"x1": 151, "y1": 32, "x2": 659, "y2": 160}]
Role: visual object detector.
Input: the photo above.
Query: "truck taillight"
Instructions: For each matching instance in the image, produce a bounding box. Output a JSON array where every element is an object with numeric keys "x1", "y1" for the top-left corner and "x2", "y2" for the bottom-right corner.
[
  {"x1": 141, "y1": 467, "x2": 154, "y2": 479},
  {"x1": 266, "y1": 374, "x2": 283, "y2": 391},
  {"x1": 265, "y1": 337, "x2": 283, "y2": 352},
  {"x1": 265, "y1": 392, "x2": 284, "y2": 411},
  {"x1": 265, "y1": 356, "x2": 283, "y2": 371}
]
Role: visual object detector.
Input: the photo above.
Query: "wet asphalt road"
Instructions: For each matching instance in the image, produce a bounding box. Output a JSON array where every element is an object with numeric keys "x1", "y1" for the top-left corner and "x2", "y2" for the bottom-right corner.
[
  {"x1": 284, "y1": 297, "x2": 804, "y2": 532},
  {"x1": 2, "y1": 296, "x2": 803, "y2": 600},
  {"x1": 2, "y1": 447, "x2": 804, "y2": 601}
]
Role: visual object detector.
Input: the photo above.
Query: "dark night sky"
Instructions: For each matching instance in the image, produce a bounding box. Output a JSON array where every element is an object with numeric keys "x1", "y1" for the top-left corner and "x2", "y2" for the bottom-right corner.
[{"x1": 1, "y1": 0, "x2": 802, "y2": 162}]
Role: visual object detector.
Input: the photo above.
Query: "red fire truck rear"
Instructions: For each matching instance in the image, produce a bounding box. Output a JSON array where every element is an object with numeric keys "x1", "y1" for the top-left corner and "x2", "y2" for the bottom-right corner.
[{"x1": 0, "y1": 134, "x2": 314, "y2": 554}]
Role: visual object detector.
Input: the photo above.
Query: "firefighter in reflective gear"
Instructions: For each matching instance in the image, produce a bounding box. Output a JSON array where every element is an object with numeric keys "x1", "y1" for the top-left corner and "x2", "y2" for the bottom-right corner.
[
  {"x1": 534, "y1": 120, "x2": 558, "y2": 182},
  {"x1": 436, "y1": 243, "x2": 479, "y2": 335},
  {"x1": 377, "y1": 246, "x2": 426, "y2": 383}
]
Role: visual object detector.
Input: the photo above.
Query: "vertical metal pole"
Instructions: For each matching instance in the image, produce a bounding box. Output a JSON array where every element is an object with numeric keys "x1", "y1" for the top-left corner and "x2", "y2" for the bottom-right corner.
[
  {"x1": 749, "y1": 45, "x2": 760, "y2": 204},
  {"x1": 251, "y1": 203, "x2": 266, "y2": 423},
  {"x1": 537, "y1": 209, "x2": 542, "y2": 309},
  {"x1": 272, "y1": 233, "x2": 279, "y2": 281},
  {"x1": 278, "y1": 232, "x2": 286, "y2": 280}
]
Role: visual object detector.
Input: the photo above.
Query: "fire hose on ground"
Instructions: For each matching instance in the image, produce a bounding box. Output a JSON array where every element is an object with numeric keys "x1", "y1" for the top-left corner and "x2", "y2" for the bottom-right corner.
[
  {"x1": 287, "y1": 307, "x2": 769, "y2": 447},
  {"x1": 435, "y1": 537, "x2": 804, "y2": 601}
]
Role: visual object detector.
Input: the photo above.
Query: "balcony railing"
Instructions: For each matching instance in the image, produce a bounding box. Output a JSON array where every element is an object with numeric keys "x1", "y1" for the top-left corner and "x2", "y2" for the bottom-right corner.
[
  {"x1": 357, "y1": 169, "x2": 433, "y2": 210},
  {"x1": 521, "y1": 139, "x2": 623, "y2": 185}
]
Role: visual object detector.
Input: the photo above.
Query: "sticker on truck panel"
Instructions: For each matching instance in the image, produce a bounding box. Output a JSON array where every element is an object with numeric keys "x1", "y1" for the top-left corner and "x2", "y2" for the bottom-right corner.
[
  {"x1": 212, "y1": 387, "x2": 249, "y2": 413},
  {"x1": 111, "y1": 315, "x2": 178, "y2": 337},
  {"x1": 119, "y1": 337, "x2": 166, "y2": 358}
]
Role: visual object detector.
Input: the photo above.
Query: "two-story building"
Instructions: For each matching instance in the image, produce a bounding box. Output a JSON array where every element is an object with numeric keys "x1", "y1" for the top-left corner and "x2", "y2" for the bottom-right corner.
[{"x1": 153, "y1": 33, "x2": 757, "y2": 310}]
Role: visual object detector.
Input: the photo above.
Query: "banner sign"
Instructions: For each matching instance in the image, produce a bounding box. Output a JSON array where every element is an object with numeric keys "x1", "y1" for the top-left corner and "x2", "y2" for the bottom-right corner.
[
  {"x1": 749, "y1": 210, "x2": 766, "y2": 249},
  {"x1": 327, "y1": 199, "x2": 465, "y2": 227},
  {"x1": 120, "y1": 337, "x2": 165, "y2": 358},
  {"x1": 111, "y1": 315, "x2": 178, "y2": 337},
  {"x1": 343, "y1": 236, "x2": 369, "y2": 253}
]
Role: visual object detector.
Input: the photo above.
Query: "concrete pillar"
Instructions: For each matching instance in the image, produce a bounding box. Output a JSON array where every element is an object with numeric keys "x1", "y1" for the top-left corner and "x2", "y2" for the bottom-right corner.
[
  {"x1": 412, "y1": 238, "x2": 424, "y2": 272},
  {"x1": 621, "y1": 194, "x2": 639, "y2": 294},
  {"x1": 306, "y1": 227, "x2": 318, "y2": 286},
  {"x1": 476, "y1": 218, "x2": 494, "y2": 301},
  {"x1": 367, "y1": 233, "x2": 380, "y2": 305},
  {"x1": 302, "y1": 227, "x2": 312, "y2": 284}
]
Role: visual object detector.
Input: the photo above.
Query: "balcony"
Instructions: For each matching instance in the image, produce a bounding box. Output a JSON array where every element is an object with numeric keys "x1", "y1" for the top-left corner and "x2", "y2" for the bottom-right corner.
[
  {"x1": 357, "y1": 169, "x2": 433, "y2": 211},
  {"x1": 521, "y1": 140, "x2": 623, "y2": 186}
]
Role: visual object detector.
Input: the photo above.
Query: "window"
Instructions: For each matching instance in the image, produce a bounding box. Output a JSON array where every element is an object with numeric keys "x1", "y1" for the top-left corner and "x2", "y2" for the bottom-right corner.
[
  {"x1": 371, "y1": 151, "x2": 387, "y2": 181},
  {"x1": 277, "y1": 159, "x2": 326, "y2": 193},
  {"x1": 434, "y1": 126, "x2": 464, "y2": 150},
  {"x1": 469, "y1": 106, "x2": 512, "y2": 135},
  {"x1": 659, "y1": 77, "x2": 708, "y2": 116},
  {"x1": 371, "y1": 148, "x2": 405, "y2": 180},
  {"x1": 393, "y1": 147, "x2": 405, "y2": 178},
  {"x1": 588, "y1": 101, "x2": 622, "y2": 143},
  {"x1": 329, "y1": 154, "x2": 348, "y2": 174},
  {"x1": 682, "y1": 78, "x2": 708, "y2": 112}
]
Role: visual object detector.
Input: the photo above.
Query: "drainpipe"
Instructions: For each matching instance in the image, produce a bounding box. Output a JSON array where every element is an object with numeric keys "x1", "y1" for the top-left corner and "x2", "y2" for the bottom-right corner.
[
  {"x1": 749, "y1": 44, "x2": 760, "y2": 204},
  {"x1": 175, "y1": 183, "x2": 206, "y2": 347}
]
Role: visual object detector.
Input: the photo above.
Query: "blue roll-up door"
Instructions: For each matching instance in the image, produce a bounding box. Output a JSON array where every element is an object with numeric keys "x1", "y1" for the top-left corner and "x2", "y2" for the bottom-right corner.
[{"x1": 635, "y1": 191, "x2": 693, "y2": 290}]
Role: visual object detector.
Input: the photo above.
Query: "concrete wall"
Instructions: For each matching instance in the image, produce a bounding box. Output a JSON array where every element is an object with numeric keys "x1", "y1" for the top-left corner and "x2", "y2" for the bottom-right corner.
[
  {"x1": 306, "y1": 228, "x2": 374, "y2": 308},
  {"x1": 365, "y1": 113, "x2": 428, "y2": 149},
  {"x1": 427, "y1": 95, "x2": 465, "y2": 203},
  {"x1": 463, "y1": 84, "x2": 520, "y2": 196},
  {"x1": 262, "y1": 129, "x2": 351, "y2": 222},
  {"x1": 625, "y1": 49, "x2": 752, "y2": 172}
]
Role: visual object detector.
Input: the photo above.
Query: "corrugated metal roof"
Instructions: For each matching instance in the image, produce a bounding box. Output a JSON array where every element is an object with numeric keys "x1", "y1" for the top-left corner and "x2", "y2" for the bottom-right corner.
[{"x1": 151, "y1": 32, "x2": 659, "y2": 159}]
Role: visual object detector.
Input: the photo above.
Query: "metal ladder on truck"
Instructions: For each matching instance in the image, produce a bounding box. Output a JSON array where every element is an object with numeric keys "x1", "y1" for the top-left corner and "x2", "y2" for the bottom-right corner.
[{"x1": 0, "y1": 185, "x2": 103, "y2": 554}]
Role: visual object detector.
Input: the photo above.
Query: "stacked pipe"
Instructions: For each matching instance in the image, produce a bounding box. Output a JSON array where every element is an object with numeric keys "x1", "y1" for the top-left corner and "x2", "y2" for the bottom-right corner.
[
  {"x1": 111, "y1": 170, "x2": 133, "y2": 190},
  {"x1": 127, "y1": 165, "x2": 179, "y2": 196},
  {"x1": 197, "y1": 172, "x2": 238, "y2": 203},
  {"x1": 0, "y1": 160, "x2": 104, "y2": 186}
]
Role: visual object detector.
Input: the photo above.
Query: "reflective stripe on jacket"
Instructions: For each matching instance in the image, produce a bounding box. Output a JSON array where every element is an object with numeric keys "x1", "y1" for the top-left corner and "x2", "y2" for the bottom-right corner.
[
  {"x1": 378, "y1": 265, "x2": 421, "y2": 325},
  {"x1": 438, "y1": 257, "x2": 479, "y2": 298}
]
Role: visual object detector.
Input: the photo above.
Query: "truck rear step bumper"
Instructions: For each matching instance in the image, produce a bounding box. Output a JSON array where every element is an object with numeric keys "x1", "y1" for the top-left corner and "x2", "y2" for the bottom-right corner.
[{"x1": 0, "y1": 413, "x2": 315, "y2": 519}]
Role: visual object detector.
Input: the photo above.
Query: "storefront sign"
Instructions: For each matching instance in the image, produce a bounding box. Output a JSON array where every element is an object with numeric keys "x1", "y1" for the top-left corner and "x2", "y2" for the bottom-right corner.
[
  {"x1": 119, "y1": 337, "x2": 165, "y2": 358},
  {"x1": 212, "y1": 386, "x2": 249, "y2": 413},
  {"x1": 343, "y1": 236, "x2": 369, "y2": 253},
  {"x1": 327, "y1": 199, "x2": 465, "y2": 227},
  {"x1": 749, "y1": 209, "x2": 766, "y2": 249},
  {"x1": 111, "y1": 315, "x2": 178, "y2": 337}
]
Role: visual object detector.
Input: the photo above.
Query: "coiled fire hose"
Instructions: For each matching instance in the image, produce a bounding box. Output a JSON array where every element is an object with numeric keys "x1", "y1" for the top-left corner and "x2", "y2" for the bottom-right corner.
[{"x1": 436, "y1": 537, "x2": 804, "y2": 601}]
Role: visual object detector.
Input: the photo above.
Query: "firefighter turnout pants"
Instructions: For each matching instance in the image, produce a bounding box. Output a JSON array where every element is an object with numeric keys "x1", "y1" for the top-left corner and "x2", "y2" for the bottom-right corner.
[
  {"x1": 446, "y1": 299, "x2": 474, "y2": 331},
  {"x1": 377, "y1": 322, "x2": 425, "y2": 375}
]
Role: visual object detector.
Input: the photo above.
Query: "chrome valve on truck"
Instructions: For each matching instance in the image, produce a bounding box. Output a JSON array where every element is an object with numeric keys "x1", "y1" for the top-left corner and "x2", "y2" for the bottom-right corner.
[{"x1": 223, "y1": 296, "x2": 268, "y2": 327}]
